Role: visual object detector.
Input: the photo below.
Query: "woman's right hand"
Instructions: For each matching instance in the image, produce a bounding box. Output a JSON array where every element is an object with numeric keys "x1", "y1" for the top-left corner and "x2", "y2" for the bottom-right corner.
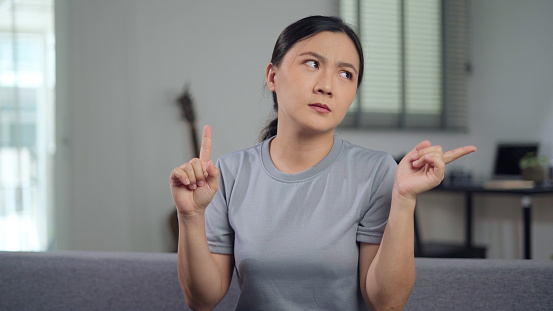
[{"x1": 170, "y1": 125, "x2": 220, "y2": 216}]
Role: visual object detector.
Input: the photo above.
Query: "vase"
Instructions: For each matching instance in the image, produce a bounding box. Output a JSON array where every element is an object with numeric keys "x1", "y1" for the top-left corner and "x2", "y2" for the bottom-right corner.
[{"x1": 521, "y1": 167, "x2": 545, "y2": 184}]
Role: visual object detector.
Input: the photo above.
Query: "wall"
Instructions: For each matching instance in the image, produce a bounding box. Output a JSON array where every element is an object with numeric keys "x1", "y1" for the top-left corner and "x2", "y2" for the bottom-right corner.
[
  {"x1": 55, "y1": 0, "x2": 553, "y2": 258},
  {"x1": 54, "y1": 0, "x2": 339, "y2": 252},
  {"x1": 375, "y1": 0, "x2": 553, "y2": 260},
  {"x1": 468, "y1": 0, "x2": 553, "y2": 260}
]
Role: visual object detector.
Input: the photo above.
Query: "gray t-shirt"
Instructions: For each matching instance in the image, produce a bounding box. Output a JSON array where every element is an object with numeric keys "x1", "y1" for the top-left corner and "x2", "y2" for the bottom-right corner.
[{"x1": 205, "y1": 136, "x2": 396, "y2": 310}]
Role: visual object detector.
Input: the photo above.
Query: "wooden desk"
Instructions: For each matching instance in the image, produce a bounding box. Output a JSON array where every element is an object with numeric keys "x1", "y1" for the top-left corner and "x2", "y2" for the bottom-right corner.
[{"x1": 431, "y1": 183, "x2": 553, "y2": 259}]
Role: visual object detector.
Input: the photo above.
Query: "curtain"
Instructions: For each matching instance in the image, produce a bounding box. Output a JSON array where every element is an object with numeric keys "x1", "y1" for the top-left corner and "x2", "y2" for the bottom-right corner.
[
  {"x1": 0, "y1": 0, "x2": 55, "y2": 251},
  {"x1": 339, "y1": 0, "x2": 469, "y2": 130}
]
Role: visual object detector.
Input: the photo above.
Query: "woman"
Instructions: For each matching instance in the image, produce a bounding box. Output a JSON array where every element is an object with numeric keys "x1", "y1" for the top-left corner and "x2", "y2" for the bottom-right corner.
[{"x1": 170, "y1": 16, "x2": 475, "y2": 310}]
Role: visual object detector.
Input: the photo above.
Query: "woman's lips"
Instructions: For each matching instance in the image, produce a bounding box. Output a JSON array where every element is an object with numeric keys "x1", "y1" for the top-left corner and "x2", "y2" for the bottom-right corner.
[{"x1": 308, "y1": 103, "x2": 331, "y2": 113}]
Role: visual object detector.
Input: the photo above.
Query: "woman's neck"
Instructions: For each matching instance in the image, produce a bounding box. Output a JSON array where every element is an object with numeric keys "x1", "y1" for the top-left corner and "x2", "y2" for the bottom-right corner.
[{"x1": 269, "y1": 130, "x2": 335, "y2": 174}]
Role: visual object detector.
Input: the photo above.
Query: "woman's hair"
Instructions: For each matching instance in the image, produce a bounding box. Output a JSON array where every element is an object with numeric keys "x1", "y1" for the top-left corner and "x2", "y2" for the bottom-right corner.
[{"x1": 259, "y1": 15, "x2": 364, "y2": 142}]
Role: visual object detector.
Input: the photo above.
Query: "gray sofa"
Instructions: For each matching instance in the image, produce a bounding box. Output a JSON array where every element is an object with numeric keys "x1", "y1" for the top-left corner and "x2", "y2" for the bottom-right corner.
[{"x1": 1, "y1": 251, "x2": 552, "y2": 310}]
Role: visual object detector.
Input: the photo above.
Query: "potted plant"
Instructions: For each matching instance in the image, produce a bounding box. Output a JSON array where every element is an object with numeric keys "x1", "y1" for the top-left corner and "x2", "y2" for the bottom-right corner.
[{"x1": 519, "y1": 152, "x2": 547, "y2": 183}]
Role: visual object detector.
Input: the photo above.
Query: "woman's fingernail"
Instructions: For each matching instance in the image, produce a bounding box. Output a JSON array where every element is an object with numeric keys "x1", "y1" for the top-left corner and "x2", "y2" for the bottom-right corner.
[
  {"x1": 413, "y1": 160, "x2": 419, "y2": 166},
  {"x1": 190, "y1": 184, "x2": 197, "y2": 190},
  {"x1": 197, "y1": 180, "x2": 205, "y2": 187},
  {"x1": 184, "y1": 179, "x2": 190, "y2": 185},
  {"x1": 411, "y1": 152, "x2": 418, "y2": 159}
]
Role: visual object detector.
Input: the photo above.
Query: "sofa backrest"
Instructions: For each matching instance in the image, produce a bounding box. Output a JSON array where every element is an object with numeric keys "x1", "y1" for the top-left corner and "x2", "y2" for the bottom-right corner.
[
  {"x1": 0, "y1": 251, "x2": 239, "y2": 310},
  {"x1": 406, "y1": 258, "x2": 553, "y2": 310},
  {"x1": 1, "y1": 251, "x2": 552, "y2": 310}
]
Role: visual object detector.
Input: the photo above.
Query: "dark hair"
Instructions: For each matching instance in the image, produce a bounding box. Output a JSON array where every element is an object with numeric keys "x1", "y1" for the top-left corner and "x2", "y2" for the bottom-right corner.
[{"x1": 259, "y1": 15, "x2": 364, "y2": 142}]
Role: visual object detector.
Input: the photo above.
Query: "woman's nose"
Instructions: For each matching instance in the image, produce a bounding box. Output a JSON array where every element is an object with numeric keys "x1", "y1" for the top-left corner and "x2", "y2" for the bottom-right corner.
[
  {"x1": 317, "y1": 87, "x2": 332, "y2": 96},
  {"x1": 315, "y1": 72, "x2": 333, "y2": 96}
]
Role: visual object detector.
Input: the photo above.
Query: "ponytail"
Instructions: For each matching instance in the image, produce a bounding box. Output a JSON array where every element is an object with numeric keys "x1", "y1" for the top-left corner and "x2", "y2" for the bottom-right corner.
[
  {"x1": 259, "y1": 92, "x2": 279, "y2": 142},
  {"x1": 259, "y1": 116, "x2": 278, "y2": 142}
]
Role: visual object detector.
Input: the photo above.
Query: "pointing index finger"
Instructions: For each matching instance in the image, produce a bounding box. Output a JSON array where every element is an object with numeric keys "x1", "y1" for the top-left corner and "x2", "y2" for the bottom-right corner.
[
  {"x1": 443, "y1": 146, "x2": 477, "y2": 164},
  {"x1": 199, "y1": 125, "x2": 212, "y2": 163}
]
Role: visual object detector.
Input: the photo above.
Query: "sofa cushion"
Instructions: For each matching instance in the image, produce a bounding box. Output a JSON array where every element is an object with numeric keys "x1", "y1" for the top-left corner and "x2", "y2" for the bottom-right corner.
[{"x1": 0, "y1": 251, "x2": 239, "y2": 311}]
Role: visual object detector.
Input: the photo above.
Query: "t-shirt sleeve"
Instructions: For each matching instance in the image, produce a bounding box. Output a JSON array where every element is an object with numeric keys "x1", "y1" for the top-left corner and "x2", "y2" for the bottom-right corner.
[
  {"x1": 204, "y1": 160, "x2": 235, "y2": 254},
  {"x1": 356, "y1": 153, "x2": 396, "y2": 244}
]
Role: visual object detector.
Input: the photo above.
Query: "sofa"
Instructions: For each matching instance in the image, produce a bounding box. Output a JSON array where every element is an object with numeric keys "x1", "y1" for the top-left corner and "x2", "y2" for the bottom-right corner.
[{"x1": 1, "y1": 251, "x2": 552, "y2": 310}]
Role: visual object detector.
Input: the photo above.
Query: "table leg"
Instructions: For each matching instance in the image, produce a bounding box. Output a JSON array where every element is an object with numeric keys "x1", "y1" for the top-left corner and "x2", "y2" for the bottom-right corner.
[
  {"x1": 465, "y1": 192, "x2": 473, "y2": 248},
  {"x1": 413, "y1": 206, "x2": 424, "y2": 256},
  {"x1": 521, "y1": 195, "x2": 532, "y2": 259}
]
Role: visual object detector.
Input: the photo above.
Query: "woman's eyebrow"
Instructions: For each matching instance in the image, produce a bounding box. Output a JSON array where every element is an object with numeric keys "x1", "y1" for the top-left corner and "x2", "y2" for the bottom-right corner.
[
  {"x1": 337, "y1": 61, "x2": 358, "y2": 75},
  {"x1": 299, "y1": 51, "x2": 358, "y2": 75}
]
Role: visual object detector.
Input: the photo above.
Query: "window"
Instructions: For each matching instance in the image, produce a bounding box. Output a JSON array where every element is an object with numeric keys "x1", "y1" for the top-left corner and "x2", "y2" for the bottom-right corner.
[
  {"x1": 0, "y1": 0, "x2": 55, "y2": 251},
  {"x1": 340, "y1": 0, "x2": 469, "y2": 131}
]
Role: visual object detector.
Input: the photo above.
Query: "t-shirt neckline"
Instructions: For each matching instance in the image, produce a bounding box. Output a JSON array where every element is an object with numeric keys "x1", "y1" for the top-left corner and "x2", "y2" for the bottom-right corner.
[{"x1": 261, "y1": 135, "x2": 343, "y2": 182}]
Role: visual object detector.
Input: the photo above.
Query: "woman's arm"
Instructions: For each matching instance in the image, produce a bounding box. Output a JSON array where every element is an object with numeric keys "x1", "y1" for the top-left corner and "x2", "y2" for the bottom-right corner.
[
  {"x1": 170, "y1": 125, "x2": 234, "y2": 310},
  {"x1": 360, "y1": 141, "x2": 476, "y2": 310},
  {"x1": 359, "y1": 195, "x2": 416, "y2": 310},
  {"x1": 177, "y1": 213, "x2": 234, "y2": 310}
]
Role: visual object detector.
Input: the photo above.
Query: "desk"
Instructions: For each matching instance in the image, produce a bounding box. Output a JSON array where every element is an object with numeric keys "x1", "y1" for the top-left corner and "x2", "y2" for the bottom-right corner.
[{"x1": 431, "y1": 183, "x2": 553, "y2": 259}]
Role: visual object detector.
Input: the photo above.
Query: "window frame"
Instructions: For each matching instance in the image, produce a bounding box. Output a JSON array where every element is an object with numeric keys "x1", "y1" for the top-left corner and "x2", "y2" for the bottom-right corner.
[{"x1": 340, "y1": 0, "x2": 470, "y2": 132}]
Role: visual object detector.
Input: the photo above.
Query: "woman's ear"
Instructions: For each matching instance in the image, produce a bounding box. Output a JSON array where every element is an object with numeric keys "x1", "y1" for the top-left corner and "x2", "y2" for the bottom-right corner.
[{"x1": 266, "y1": 63, "x2": 277, "y2": 91}]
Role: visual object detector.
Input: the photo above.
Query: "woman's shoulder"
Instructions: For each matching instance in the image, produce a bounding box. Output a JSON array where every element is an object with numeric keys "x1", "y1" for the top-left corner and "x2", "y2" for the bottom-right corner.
[
  {"x1": 216, "y1": 140, "x2": 265, "y2": 172},
  {"x1": 339, "y1": 137, "x2": 396, "y2": 165},
  {"x1": 337, "y1": 138, "x2": 397, "y2": 183}
]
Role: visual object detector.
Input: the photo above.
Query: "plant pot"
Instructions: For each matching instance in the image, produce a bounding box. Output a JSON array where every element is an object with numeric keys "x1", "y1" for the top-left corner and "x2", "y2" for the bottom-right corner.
[{"x1": 521, "y1": 167, "x2": 545, "y2": 184}]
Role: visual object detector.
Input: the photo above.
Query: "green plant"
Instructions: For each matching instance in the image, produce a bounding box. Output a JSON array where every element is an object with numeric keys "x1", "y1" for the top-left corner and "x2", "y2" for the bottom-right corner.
[{"x1": 519, "y1": 152, "x2": 547, "y2": 170}]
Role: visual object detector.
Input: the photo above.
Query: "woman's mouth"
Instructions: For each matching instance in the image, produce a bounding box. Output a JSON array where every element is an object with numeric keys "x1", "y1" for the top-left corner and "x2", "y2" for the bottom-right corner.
[{"x1": 308, "y1": 103, "x2": 331, "y2": 113}]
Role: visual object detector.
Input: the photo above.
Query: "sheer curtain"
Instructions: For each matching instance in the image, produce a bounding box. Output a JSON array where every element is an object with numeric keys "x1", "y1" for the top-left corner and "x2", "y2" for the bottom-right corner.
[{"x1": 0, "y1": 0, "x2": 55, "y2": 251}]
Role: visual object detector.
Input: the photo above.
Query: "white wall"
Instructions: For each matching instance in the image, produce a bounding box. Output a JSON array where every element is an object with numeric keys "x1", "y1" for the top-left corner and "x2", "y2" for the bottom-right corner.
[
  {"x1": 376, "y1": 0, "x2": 553, "y2": 260},
  {"x1": 403, "y1": 0, "x2": 553, "y2": 260},
  {"x1": 55, "y1": 0, "x2": 553, "y2": 258},
  {"x1": 54, "y1": 0, "x2": 339, "y2": 252}
]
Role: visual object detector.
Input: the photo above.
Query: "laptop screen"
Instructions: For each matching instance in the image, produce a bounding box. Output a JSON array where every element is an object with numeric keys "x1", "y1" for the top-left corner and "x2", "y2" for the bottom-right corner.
[{"x1": 493, "y1": 143, "x2": 539, "y2": 177}]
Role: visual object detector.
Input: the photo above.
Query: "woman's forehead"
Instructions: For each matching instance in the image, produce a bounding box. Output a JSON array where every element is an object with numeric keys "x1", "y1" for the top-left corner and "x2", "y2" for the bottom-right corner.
[{"x1": 286, "y1": 31, "x2": 360, "y2": 68}]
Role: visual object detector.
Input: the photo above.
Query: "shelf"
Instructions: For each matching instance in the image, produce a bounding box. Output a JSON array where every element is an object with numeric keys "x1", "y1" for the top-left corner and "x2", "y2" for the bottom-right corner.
[{"x1": 415, "y1": 242, "x2": 486, "y2": 258}]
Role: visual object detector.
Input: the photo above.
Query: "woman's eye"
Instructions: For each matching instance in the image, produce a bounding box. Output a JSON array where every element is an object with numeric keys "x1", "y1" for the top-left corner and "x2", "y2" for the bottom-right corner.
[
  {"x1": 339, "y1": 71, "x2": 352, "y2": 80},
  {"x1": 305, "y1": 60, "x2": 319, "y2": 69}
]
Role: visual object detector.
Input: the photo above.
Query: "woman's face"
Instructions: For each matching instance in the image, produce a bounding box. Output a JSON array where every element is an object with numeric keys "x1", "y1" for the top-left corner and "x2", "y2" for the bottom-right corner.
[{"x1": 267, "y1": 31, "x2": 360, "y2": 135}]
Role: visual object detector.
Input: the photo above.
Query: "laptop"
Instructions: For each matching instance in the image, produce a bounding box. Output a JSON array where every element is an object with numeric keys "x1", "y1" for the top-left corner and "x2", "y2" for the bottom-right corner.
[{"x1": 484, "y1": 142, "x2": 539, "y2": 189}]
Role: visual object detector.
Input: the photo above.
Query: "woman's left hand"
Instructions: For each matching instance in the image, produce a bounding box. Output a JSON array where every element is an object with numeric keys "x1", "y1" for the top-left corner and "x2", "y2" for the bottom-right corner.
[{"x1": 394, "y1": 141, "x2": 477, "y2": 200}]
